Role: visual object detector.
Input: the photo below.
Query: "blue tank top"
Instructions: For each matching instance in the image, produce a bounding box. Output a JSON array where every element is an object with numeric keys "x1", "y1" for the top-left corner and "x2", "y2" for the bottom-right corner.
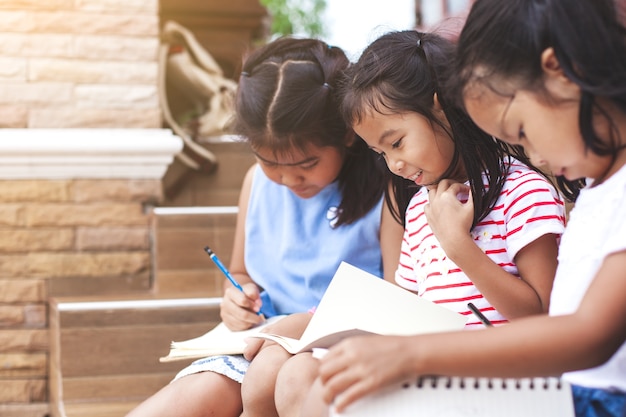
[{"x1": 245, "y1": 165, "x2": 384, "y2": 316}]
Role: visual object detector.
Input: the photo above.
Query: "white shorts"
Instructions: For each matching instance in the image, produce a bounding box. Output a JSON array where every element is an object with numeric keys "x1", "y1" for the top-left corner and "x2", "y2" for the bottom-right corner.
[{"x1": 172, "y1": 354, "x2": 250, "y2": 384}]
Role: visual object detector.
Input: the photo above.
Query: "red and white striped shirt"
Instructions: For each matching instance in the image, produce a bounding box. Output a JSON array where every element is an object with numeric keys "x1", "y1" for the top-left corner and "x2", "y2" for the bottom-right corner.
[{"x1": 396, "y1": 161, "x2": 566, "y2": 328}]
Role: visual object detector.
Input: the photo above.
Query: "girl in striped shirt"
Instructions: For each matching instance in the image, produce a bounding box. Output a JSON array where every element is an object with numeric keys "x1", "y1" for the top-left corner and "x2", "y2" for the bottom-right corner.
[
  {"x1": 275, "y1": 29, "x2": 570, "y2": 417},
  {"x1": 339, "y1": 29, "x2": 568, "y2": 327}
]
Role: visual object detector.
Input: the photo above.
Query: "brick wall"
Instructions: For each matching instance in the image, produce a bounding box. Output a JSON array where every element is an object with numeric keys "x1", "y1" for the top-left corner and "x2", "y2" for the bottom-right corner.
[
  {"x1": 0, "y1": 0, "x2": 263, "y2": 412},
  {"x1": 0, "y1": 178, "x2": 162, "y2": 410},
  {"x1": 0, "y1": 0, "x2": 161, "y2": 129},
  {"x1": 0, "y1": 128, "x2": 181, "y2": 414}
]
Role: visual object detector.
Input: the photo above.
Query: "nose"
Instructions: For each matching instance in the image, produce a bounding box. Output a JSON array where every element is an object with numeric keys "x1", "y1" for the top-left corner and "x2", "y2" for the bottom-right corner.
[
  {"x1": 388, "y1": 156, "x2": 405, "y2": 175},
  {"x1": 280, "y1": 170, "x2": 303, "y2": 187},
  {"x1": 527, "y1": 150, "x2": 547, "y2": 168}
]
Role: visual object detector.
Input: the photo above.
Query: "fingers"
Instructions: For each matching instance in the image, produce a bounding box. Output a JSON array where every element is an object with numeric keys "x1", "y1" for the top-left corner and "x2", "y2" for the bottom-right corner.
[
  {"x1": 220, "y1": 285, "x2": 264, "y2": 330},
  {"x1": 319, "y1": 350, "x2": 378, "y2": 413},
  {"x1": 330, "y1": 378, "x2": 375, "y2": 413},
  {"x1": 318, "y1": 342, "x2": 362, "y2": 407},
  {"x1": 241, "y1": 282, "x2": 263, "y2": 312},
  {"x1": 317, "y1": 336, "x2": 412, "y2": 412},
  {"x1": 428, "y1": 179, "x2": 470, "y2": 197},
  {"x1": 243, "y1": 337, "x2": 264, "y2": 361}
]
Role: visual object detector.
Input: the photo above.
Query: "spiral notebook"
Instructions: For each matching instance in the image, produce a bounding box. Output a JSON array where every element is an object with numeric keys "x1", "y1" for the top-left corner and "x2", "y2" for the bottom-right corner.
[{"x1": 331, "y1": 376, "x2": 575, "y2": 417}]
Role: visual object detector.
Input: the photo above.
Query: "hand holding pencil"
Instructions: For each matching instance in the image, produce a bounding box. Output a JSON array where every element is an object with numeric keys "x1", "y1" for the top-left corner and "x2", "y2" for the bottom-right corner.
[{"x1": 204, "y1": 246, "x2": 265, "y2": 330}]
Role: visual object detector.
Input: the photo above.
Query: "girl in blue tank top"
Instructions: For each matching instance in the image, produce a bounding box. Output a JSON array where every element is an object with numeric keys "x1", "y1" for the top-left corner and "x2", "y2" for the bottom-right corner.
[{"x1": 125, "y1": 38, "x2": 404, "y2": 417}]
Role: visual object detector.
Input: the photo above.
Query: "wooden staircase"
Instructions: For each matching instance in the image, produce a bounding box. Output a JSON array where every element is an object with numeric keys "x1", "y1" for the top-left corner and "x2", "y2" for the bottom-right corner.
[
  {"x1": 45, "y1": 124, "x2": 255, "y2": 416},
  {"x1": 48, "y1": 207, "x2": 239, "y2": 417}
]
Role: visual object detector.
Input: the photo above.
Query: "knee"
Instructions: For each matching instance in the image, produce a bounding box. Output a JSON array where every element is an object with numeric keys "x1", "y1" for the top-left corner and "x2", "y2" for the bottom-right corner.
[
  {"x1": 275, "y1": 353, "x2": 319, "y2": 414},
  {"x1": 241, "y1": 346, "x2": 290, "y2": 413},
  {"x1": 241, "y1": 366, "x2": 273, "y2": 411}
]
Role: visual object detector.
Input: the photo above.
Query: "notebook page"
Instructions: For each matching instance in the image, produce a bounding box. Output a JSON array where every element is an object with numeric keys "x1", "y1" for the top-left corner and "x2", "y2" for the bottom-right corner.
[
  {"x1": 331, "y1": 376, "x2": 575, "y2": 417},
  {"x1": 297, "y1": 262, "x2": 468, "y2": 347}
]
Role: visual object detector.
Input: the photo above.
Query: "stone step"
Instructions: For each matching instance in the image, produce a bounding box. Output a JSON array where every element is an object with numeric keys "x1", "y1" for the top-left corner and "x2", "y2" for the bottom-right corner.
[{"x1": 49, "y1": 296, "x2": 222, "y2": 417}]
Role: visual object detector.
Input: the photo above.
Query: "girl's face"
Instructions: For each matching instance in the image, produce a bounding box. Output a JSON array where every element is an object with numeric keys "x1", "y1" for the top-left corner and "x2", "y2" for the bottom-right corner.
[
  {"x1": 353, "y1": 109, "x2": 456, "y2": 188},
  {"x1": 463, "y1": 50, "x2": 618, "y2": 183},
  {"x1": 254, "y1": 143, "x2": 344, "y2": 199},
  {"x1": 463, "y1": 83, "x2": 605, "y2": 181}
]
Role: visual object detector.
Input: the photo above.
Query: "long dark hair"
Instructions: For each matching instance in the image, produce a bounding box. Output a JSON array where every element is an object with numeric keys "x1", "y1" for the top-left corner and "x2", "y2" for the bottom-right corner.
[
  {"x1": 340, "y1": 30, "x2": 542, "y2": 228},
  {"x1": 234, "y1": 37, "x2": 387, "y2": 226},
  {"x1": 454, "y1": 0, "x2": 626, "y2": 200}
]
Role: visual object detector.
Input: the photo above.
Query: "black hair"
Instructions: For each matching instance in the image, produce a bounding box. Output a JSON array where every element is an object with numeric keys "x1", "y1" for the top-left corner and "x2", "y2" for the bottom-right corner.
[
  {"x1": 234, "y1": 37, "x2": 387, "y2": 226},
  {"x1": 454, "y1": 0, "x2": 626, "y2": 200},
  {"x1": 340, "y1": 30, "x2": 543, "y2": 228}
]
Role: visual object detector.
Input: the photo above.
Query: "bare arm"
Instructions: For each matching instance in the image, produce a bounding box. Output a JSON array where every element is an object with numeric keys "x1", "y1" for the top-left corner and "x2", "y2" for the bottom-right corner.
[
  {"x1": 379, "y1": 196, "x2": 404, "y2": 284},
  {"x1": 222, "y1": 164, "x2": 264, "y2": 330},
  {"x1": 319, "y1": 250, "x2": 626, "y2": 411},
  {"x1": 425, "y1": 180, "x2": 557, "y2": 318}
]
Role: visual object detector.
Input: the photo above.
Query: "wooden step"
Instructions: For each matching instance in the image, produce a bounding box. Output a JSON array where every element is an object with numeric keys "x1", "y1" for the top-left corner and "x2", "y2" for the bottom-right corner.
[
  {"x1": 0, "y1": 403, "x2": 50, "y2": 417},
  {"x1": 152, "y1": 206, "x2": 238, "y2": 295},
  {"x1": 61, "y1": 401, "x2": 139, "y2": 417},
  {"x1": 49, "y1": 295, "x2": 222, "y2": 417}
]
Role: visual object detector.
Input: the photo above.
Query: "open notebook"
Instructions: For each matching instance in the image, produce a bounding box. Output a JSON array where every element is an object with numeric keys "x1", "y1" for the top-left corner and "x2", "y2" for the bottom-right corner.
[
  {"x1": 248, "y1": 262, "x2": 468, "y2": 354},
  {"x1": 331, "y1": 376, "x2": 575, "y2": 417},
  {"x1": 162, "y1": 262, "x2": 467, "y2": 362},
  {"x1": 160, "y1": 315, "x2": 287, "y2": 362}
]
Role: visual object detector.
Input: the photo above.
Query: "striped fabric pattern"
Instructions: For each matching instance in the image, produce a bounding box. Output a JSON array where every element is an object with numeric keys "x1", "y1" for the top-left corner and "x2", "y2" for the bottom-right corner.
[{"x1": 396, "y1": 161, "x2": 566, "y2": 328}]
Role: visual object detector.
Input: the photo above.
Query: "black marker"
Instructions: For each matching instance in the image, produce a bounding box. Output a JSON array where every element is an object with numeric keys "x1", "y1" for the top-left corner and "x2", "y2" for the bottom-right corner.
[{"x1": 468, "y1": 302, "x2": 493, "y2": 327}]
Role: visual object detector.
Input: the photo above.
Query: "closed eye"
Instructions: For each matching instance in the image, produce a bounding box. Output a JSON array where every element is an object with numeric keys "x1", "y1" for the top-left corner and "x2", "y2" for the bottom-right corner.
[
  {"x1": 299, "y1": 160, "x2": 319, "y2": 170},
  {"x1": 370, "y1": 148, "x2": 387, "y2": 162}
]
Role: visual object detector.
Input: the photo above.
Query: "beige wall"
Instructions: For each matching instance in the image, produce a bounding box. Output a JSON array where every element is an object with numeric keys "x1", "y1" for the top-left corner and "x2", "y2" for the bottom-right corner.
[
  {"x1": 0, "y1": 178, "x2": 162, "y2": 411},
  {"x1": 0, "y1": 1, "x2": 165, "y2": 412},
  {"x1": 0, "y1": 0, "x2": 161, "y2": 128}
]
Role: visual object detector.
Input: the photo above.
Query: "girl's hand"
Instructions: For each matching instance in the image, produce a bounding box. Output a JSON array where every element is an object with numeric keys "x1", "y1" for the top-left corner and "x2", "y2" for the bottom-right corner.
[
  {"x1": 318, "y1": 334, "x2": 415, "y2": 413},
  {"x1": 243, "y1": 312, "x2": 312, "y2": 360},
  {"x1": 424, "y1": 180, "x2": 474, "y2": 257},
  {"x1": 220, "y1": 282, "x2": 264, "y2": 330}
]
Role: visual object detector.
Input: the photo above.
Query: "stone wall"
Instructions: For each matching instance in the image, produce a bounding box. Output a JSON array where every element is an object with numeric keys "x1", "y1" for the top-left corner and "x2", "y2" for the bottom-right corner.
[
  {"x1": 0, "y1": 178, "x2": 161, "y2": 410},
  {"x1": 0, "y1": 129, "x2": 181, "y2": 415},
  {"x1": 0, "y1": 1, "x2": 266, "y2": 412},
  {"x1": 0, "y1": 0, "x2": 161, "y2": 129}
]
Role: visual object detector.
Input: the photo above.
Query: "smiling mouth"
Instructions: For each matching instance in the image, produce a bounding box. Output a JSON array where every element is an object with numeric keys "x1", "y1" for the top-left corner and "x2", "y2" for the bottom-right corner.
[{"x1": 407, "y1": 170, "x2": 423, "y2": 182}]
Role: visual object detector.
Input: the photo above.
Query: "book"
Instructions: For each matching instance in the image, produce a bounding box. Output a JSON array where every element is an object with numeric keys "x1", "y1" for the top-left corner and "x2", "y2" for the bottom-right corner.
[
  {"x1": 248, "y1": 262, "x2": 468, "y2": 354},
  {"x1": 331, "y1": 376, "x2": 576, "y2": 416},
  {"x1": 159, "y1": 315, "x2": 287, "y2": 362}
]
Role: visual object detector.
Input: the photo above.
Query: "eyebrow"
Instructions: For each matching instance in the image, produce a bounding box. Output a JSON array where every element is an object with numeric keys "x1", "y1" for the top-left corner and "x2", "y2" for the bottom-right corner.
[
  {"x1": 253, "y1": 152, "x2": 319, "y2": 167},
  {"x1": 377, "y1": 128, "x2": 398, "y2": 146}
]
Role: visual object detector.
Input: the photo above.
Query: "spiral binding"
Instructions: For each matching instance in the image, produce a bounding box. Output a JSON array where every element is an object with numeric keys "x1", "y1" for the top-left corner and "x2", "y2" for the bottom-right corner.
[{"x1": 401, "y1": 376, "x2": 566, "y2": 391}]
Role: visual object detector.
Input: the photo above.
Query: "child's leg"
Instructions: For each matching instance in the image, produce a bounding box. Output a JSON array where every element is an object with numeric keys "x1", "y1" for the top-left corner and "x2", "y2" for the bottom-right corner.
[
  {"x1": 299, "y1": 376, "x2": 330, "y2": 417},
  {"x1": 125, "y1": 371, "x2": 242, "y2": 417},
  {"x1": 240, "y1": 344, "x2": 292, "y2": 417},
  {"x1": 275, "y1": 352, "x2": 323, "y2": 417}
]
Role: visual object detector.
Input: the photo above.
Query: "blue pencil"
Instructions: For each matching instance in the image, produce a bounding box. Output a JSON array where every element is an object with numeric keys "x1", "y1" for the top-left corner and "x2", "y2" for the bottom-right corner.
[
  {"x1": 204, "y1": 246, "x2": 262, "y2": 316},
  {"x1": 204, "y1": 246, "x2": 244, "y2": 291}
]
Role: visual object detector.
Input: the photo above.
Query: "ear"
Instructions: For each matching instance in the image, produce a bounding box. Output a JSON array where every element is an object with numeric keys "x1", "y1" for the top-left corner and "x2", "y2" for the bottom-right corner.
[
  {"x1": 540, "y1": 47, "x2": 566, "y2": 77},
  {"x1": 433, "y1": 92, "x2": 443, "y2": 111},
  {"x1": 432, "y1": 92, "x2": 452, "y2": 128},
  {"x1": 540, "y1": 47, "x2": 580, "y2": 100},
  {"x1": 344, "y1": 131, "x2": 357, "y2": 147}
]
